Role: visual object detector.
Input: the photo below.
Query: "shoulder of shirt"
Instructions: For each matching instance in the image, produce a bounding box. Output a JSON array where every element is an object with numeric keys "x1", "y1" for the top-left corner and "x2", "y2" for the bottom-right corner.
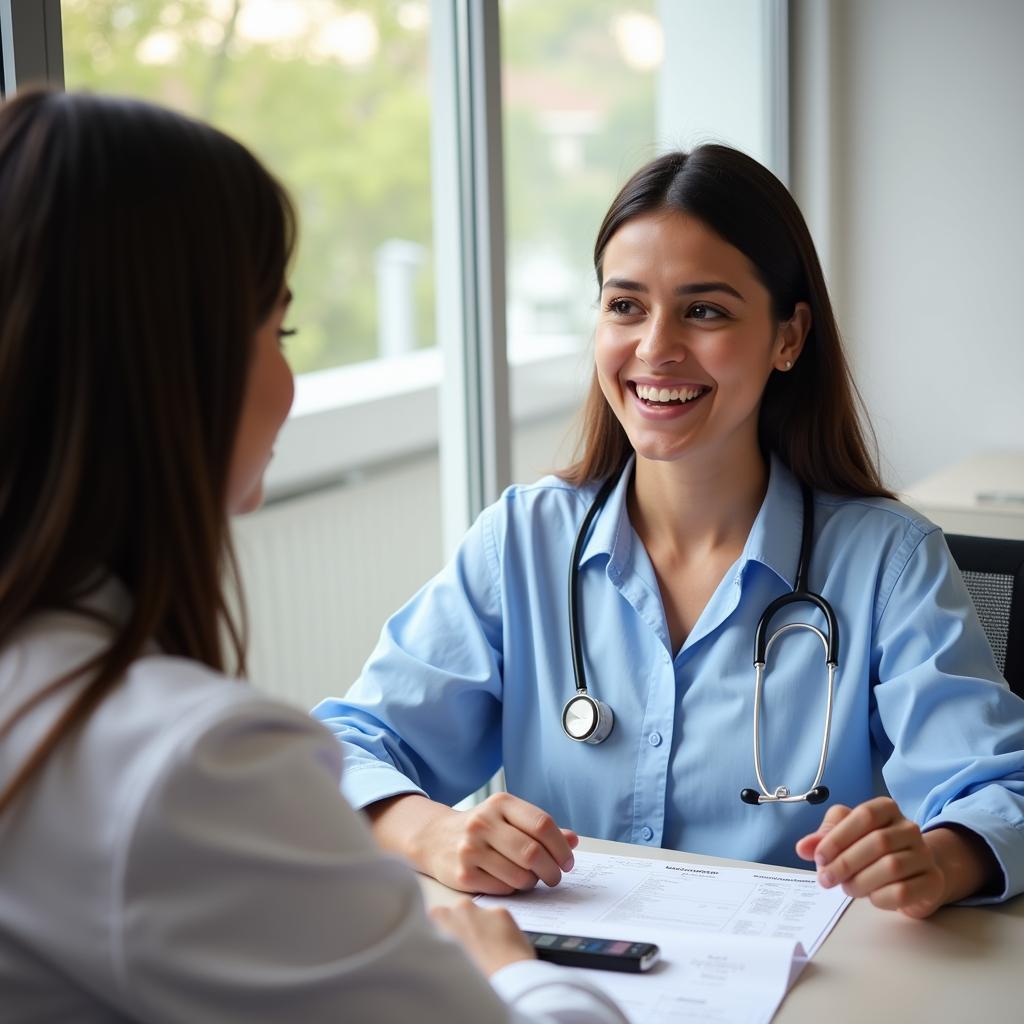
[
  {"x1": 107, "y1": 657, "x2": 342, "y2": 868},
  {"x1": 116, "y1": 654, "x2": 337, "y2": 765},
  {"x1": 7, "y1": 611, "x2": 339, "y2": 789},
  {"x1": 488, "y1": 474, "x2": 599, "y2": 518},
  {"x1": 813, "y1": 489, "x2": 940, "y2": 544}
]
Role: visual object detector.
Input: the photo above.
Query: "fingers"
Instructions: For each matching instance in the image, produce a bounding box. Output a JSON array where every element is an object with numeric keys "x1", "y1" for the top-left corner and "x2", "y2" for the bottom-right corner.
[
  {"x1": 481, "y1": 794, "x2": 576, "y2": 885},
  {"x1": 499, "y1": 794, "x2": 577, "y2": 872},
  {"x1": 811, "y1": 797, "x2": 905, "y2": 878},
  {"x1": 816, "y1": 817, "x2": 923, "y2": 889},
  {"x1": 430, "y1": 900, "x2": 535, "y2": 976},
  {"x1": 449, "y1": 793, "x2": 575, "y2": 894},
  {"x1": 795, "y1": 803, "x2": 852, "y2": 861},
  {"x1": 801, "y1": 797, "x2": 946, "y2": 916}
]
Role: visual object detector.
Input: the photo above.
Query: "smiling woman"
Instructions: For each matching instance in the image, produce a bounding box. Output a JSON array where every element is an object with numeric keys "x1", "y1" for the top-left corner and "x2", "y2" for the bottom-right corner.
[
  {"x1": 568, "y1": 146, "x2": 882, "y2": 499},
  {"x1": 593, "y1": 209, "x2": 808, "y2": 475},
  {"x1": 316, "y1": 143, "x2": 1024, "y2": 925}
]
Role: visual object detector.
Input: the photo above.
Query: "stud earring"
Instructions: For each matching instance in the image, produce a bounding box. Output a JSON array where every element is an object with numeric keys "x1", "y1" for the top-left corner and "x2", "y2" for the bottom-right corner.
[{"x1": 784, "y1": 360, "x2": 793, "y2": 370}]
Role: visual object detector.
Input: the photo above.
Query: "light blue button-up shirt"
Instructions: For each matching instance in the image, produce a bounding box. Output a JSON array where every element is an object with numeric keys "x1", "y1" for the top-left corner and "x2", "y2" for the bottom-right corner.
[{"x1": 314, "y1": 456, "x2": 1024, "y2": 900}]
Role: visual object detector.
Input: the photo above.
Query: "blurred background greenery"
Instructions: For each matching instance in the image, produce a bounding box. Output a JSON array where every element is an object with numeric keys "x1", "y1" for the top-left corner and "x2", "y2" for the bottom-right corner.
[{"x1": 62, "y1": 0, "x2": 658, "y2": 374}]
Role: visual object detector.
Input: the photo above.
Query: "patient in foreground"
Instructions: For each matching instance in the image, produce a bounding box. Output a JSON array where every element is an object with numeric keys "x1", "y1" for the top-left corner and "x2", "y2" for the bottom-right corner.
[{"x1": 0, "y1": 89, "x2": 626, "y2": 1024}]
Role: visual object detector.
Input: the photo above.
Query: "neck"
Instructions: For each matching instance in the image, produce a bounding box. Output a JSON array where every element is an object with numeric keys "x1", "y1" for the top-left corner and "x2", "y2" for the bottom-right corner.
[{"x1": 628, "y1": 445, "x2": 770, "y2": 561}]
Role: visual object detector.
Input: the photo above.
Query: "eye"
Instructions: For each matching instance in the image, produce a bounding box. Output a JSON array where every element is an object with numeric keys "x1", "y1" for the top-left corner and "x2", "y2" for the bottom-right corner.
[
  {"x1": 278, "y1": 327, "x2": 298, "y2": 338},
  {"x1": 605, "y1": 297, "x2": 642, "y2": 316},
  {"x1": 687, "y1": 302, "x2": 728, "y2": 321}
]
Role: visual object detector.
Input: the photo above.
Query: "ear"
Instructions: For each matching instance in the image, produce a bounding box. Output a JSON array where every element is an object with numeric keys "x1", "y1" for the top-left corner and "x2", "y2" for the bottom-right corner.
[{"x1": 773, "y1": 301, "x2": 811, "y2": 371}]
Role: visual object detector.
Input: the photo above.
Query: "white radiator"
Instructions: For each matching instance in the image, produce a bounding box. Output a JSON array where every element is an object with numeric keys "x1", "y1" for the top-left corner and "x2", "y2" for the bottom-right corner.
[
  {"x1": 232, "y1": 456, "x2": 443, "y2": 711},
  {"x1": 231, "y1": 414, "x2": 575, "y2": 713}
]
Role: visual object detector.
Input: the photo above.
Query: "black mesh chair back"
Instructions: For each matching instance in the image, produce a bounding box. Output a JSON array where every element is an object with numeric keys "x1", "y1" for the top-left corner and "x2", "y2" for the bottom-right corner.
[{"x1": 945, "y1": 534, "x2": 1024, "y2": 698}]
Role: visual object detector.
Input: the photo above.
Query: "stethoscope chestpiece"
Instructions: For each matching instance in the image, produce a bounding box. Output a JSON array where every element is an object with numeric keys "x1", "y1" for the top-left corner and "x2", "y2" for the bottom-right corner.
[{"x1": 562, "y1": 693, "x2": 614, "y2": 744}]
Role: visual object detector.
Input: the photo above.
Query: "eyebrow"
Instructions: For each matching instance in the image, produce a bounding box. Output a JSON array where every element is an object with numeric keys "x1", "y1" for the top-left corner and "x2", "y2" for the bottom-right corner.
[
  {"x1": 283, "y1": 287, "x2": 294, "y2": 306},
  {"x1": 602, "y1": 277, "x2": 745, "y2": 301}
]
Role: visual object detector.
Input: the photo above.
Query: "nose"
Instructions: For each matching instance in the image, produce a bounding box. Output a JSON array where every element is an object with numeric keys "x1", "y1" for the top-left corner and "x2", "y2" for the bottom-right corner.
[{"x1": 634, "y1": 313, "x2": 686, "y2": 368}]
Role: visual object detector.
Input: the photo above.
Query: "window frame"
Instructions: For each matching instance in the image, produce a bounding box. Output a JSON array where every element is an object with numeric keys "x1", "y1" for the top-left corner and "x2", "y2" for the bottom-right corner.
[{"x1": 0, "y1": 0, "x2": 64, "y2": 96}]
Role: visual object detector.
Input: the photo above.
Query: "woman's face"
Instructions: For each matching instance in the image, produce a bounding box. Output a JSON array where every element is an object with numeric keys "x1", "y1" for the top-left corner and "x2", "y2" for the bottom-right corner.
[
  {"x1": 594, "y1": 209, "x2": 807, "y2": 469},
  {"x1": 227, "y1": 289, "x2": 295, "y2": 515}
]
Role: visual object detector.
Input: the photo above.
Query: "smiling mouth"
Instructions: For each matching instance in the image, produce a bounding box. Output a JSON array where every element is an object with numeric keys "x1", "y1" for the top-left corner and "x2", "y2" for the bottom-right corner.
[{"x1": 629, "y1": 382, "x2": 711, "y2": 407}]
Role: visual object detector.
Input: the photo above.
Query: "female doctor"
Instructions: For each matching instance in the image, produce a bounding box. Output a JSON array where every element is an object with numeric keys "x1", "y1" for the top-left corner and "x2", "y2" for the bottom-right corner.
[
  {"x1": 316, "y1": 145, "x2": 1024, "y2": 917},
  {"x1": 0, "y1": 89, "x2": 627, "y2": 1024}
]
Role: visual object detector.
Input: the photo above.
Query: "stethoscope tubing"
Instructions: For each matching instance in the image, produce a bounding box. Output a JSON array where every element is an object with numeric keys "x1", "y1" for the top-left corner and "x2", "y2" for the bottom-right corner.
[
  {"x1": 568, "y1": 472, "x2": 618, "y2": 697},
  {"x1": 564, "y1": 463, "x2": 841, "y2": 807},
  {"x1": 750, "y1": 625, "x2": 837, "y2": 803}
]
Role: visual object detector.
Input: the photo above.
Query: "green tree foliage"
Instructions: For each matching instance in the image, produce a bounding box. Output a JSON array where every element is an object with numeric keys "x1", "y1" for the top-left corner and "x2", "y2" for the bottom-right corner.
[{"x1": 62, "y1": 0, "x2": 656, "y2": 373}]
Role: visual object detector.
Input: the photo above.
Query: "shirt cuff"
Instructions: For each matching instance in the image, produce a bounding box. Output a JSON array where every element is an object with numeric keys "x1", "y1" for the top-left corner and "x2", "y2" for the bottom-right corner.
[
  {"x1": 338, "y1": 756, "x2": 428, "y2": 811},
  {"x1": 490, "y1": 959, "x2": 623, "y2": 1020}
]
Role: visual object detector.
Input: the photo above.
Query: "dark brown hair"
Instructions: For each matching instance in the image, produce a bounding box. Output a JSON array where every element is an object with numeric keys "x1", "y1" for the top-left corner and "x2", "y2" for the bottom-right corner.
[
  {"x1": 0, "y1": 90, "x2": 296, "y2": 813},
  {"x1": 562, "y1": 145, "x2": 893, "y2": 499}
]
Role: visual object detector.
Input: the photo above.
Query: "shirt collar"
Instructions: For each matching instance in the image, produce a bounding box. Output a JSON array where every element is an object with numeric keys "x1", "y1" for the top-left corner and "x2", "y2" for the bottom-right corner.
[
  {"x1": 579, "y1": 455, "x2": 636, "y2": 571},
  {"x1": 577, "y1": 452, "x2": 808, "y2": 589},
  {"x1": 738, "y1": 452, "x2": 806, "y2": 590}
]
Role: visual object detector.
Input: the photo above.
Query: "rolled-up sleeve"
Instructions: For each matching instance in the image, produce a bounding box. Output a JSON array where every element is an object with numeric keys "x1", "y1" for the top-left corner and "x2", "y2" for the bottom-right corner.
[
  {"x1": 871, "y1": 526, "x2": 1024, "y2": 901},
  {"x1": 313, "y1": 506, "x2": 507, "y2": 810}
]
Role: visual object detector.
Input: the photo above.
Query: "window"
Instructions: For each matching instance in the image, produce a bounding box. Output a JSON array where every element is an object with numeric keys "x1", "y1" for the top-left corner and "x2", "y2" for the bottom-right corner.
[
  {"x1": 4, "y1": 0, "x2": 787, "y2": 703},
  {"x1": 500, "y1": 0, "x2": 662, "y2": 482},
  {"x1": 61, "y1": 0, "x2": 435, "y2": 377}
]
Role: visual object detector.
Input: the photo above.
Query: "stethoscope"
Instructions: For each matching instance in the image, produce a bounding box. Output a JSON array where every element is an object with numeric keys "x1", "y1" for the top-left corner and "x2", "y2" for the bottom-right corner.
[{"x1": 561, "y1": 464, "x2": 840, "y2": 807}]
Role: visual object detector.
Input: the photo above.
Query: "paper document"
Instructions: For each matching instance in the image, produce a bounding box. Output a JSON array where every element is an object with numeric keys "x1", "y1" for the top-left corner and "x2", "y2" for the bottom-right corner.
[{"x1": 477, "y1": 851, "x2": 850, "y2": 1024}]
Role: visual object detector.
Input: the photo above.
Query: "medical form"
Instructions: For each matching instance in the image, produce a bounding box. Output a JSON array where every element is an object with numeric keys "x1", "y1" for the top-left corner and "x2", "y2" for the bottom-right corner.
[{"x1": 477, "y1": 850, "x2": 850, "y2": 1024}]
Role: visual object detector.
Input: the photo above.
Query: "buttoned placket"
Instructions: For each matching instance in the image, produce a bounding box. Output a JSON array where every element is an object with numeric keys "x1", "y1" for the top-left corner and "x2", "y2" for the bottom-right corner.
[{"x1": 612, "y1": 547, "x2": 751, "y2": 849}]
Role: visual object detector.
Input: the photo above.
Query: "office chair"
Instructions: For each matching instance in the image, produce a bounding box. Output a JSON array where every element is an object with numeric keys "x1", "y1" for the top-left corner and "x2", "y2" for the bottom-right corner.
[{"x1": 945, "y1": 534, "x2": 1024, "y2": 698}]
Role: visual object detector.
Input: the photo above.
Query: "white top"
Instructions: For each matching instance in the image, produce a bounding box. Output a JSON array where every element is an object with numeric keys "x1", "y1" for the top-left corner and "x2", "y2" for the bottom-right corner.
[{"x1": 0, "y1": 581, "x2": 625, "y2": 1024}]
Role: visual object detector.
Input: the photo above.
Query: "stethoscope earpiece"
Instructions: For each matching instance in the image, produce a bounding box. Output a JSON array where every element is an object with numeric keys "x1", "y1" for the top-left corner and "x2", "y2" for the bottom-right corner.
[{"x1": 740, "y1": 785, "x2": 830, "y2": 806}]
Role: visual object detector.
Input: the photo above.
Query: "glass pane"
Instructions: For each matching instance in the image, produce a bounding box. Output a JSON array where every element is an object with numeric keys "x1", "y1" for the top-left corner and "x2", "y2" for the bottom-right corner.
[
  {"x1": 500, "y1": 0, "x2": 661, "y2": 481},
  {"x1": 62, "y1": 0, "x2": 434, "y2": 375},
  {"x1": 60, "y1": 1, "x2": 443, "y2": 707}
]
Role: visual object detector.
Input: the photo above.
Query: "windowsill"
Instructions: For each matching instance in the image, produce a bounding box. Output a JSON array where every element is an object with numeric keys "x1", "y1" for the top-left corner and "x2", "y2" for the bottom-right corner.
[{"x1": 264, "y1": 334, "x2": 591, "y2": 501}]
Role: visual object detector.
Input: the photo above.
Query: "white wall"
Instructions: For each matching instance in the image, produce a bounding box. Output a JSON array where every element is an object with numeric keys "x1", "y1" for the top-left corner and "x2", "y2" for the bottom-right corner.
[
  {"x1": 792, "y1": 0, "x2": 1024, "y2": 490},
  {"x1": 656, "y1": 0, "x2": 788, "y2": 178}
]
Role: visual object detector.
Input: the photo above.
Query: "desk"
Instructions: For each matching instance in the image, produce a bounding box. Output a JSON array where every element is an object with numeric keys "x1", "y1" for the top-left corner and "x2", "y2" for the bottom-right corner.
[
  {"x1": 903, "y1": 451, "x2": 1024, "y2": 541},
  {"x1": 419, "y1": 837, "x2": 1024, "y2": 1022}
]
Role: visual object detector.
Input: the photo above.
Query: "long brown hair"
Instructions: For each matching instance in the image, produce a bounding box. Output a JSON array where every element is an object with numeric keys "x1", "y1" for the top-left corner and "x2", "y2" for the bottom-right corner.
[
  {"x1": 0, "y1": 90, "x2": 296, "y2": 813},
  {"x1": 562, "y1": 146, "x2": 893, "y2": 499}
]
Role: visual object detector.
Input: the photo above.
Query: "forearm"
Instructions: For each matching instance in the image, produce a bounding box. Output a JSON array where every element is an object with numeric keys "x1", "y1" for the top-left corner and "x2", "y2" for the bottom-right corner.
[
  {"x1": 925, "y1": 825, "x2": 1002, "y2": 905},
  {"x1": 366, "y1": 793, "x2": 457, "y2": 872}
]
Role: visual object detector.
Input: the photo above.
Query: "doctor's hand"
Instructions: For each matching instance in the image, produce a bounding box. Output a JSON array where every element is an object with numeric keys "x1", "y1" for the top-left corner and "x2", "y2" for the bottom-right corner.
[
  {"x1": 368, "y1": 791, "x2": 578, "y2": 896},
  {"x1": 796, "y1": 797, "x2": 998, "y2": 918},
  {"x1": 430, "y1": 899, "x2": 535, "y2": 976}
]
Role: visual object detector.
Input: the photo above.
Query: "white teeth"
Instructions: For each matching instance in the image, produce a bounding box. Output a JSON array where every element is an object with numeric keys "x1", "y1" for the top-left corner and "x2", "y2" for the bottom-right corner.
[{"x1": 636, "y1": 384, "x2": 705, "y2": 404}]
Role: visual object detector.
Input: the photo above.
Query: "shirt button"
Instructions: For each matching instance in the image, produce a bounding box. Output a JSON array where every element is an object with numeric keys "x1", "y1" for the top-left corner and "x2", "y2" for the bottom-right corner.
[
  {"x1": 640, "y1": 825, "x2": 654, "y2": 841},
  {"x1": 648, "y1": 732, "x2": 662, "y2": 747}
]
